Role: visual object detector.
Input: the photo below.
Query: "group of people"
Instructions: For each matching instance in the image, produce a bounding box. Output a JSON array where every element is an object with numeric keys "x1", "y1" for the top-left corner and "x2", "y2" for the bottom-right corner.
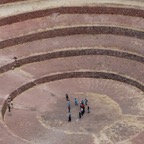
[{"x1": 66, "y1": 94, "x2": 90, "y2": 122}]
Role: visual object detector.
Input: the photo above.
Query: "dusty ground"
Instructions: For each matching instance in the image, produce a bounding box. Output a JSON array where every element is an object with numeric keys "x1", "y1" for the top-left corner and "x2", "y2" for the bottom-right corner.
[{"x1": 4, "y1": 79, "x2": 144, "y2": 144}]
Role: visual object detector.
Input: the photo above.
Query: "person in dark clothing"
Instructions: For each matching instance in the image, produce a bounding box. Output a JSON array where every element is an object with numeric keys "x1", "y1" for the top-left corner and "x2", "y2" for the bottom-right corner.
[
  {"x1": 8, "y1": 103, "x2": 11, "y2": 112},
  {"x1": 85, "y1": 99, "x2": 88, "y2": 105},
  {"x1": 66, "y1": 94, "x2": 69, "y2": 101},
  {"x1": 12, "y1": 57, "x2": 19, "y2": 69},
  {"x1": 68, "y1": 105, "x2": 71, "y2": 113},
  {"x1": 79, "y1": 111, "x2": 81, "y2": 119},
  {"x1": 81, "y1": 100, "x2": 84, "y2": 105},
  {"x1": 81, "y1": 103, "x2": 85, "y2": 114},
  {"x1": 14, "y1": 57, "x2": 19, "y2": 67},
  {"x1": 81, "y1": 107, "x2": 84, "y2": 116},
  {"x1": 83, "y1": 104, "x2": 85, "y2": 114},
  {"x1": 68, "y1": 113, "x2": 71, "y2": 122}
]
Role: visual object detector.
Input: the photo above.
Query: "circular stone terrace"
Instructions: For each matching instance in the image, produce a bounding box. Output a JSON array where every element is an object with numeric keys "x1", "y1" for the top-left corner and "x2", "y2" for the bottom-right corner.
[{"x1": 0, "y1": 0, "x2": 144, "y2": 144}]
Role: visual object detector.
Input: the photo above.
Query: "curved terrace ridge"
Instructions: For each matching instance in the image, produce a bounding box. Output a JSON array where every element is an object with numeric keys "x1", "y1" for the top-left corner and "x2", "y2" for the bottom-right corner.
[
  {"x1": 1, "y1": 6, "x2": 144, "y2": 26},
  {"x1": 0, "y1": 48, "x2": 144, "y2": 74},
  {"x1": 0, "y1": 26, "x2": 144, "y2": 49},
  {"x1": 2, "y1": 71, "x2": 144, "y2": 118}
]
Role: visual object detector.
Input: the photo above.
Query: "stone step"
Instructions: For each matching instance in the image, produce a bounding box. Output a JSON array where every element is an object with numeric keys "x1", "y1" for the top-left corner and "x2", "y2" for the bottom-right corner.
[
  {"x1": 1, "y1": 34, "x2": 144, "y2": 59},
  {"x1": 19, "y1": 55, "x2": 144, "y2": 83},
  {"x1": 0, "y1": 26, "x2": 144, "y2": 50},
  {"x1": 0, "y1": 34, "x2": 143, "y2": 74},
  {"x1": 0, "y1": 55, "x2": 143, "y2": 116},
  {"x1": 0, "y1": 14, "x2": 144, "y2": 40},
  {"x1": 0, "y1": 1, "x2": 144, "y2": 19}
]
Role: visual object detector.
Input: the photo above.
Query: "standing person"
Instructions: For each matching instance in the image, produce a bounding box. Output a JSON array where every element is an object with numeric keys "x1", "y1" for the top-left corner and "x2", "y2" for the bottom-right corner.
[
  {"x1": 7, "y1": 97, "x2": 11, "y2": 112},
  {"x1": 81, "y1": 103, "x2": 85, "y2": 114},
  {"x1": 85, "y1": 99, "x2": 88, "y2": 105},
  {"x1": 11, "y1": 100, "x2": 13, "y2": 109},
  {"x1": 67, "y1": 99, "x2": 70, "y2": 107},
  {"x1": 68, "y1": 113, "x2": 71, "y2": 122},
  {"x1": 68, "y1": 105, "x2": 71, "y2": 113},
  {"x1": 8, "y1": 103, "x2": 11, "y2": 112},
  {"x1": 14, "y1": 57, "x2": 19, "y2": 67},
  {"x1": 74, "y1": 98, "x2": 78, "y2": 106},
  {"x1": 88, "y1": 105, "x2": 90, "y2": 113},
  {"x1": 81, "y1": 107, "x2": 84, "y2": 116},
  {"x1": 81, "y1": 100, "x2": 84, "y2": 105},
  {"x1": 66, "y1": 94, "x2": 69, "y2": 101}
]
